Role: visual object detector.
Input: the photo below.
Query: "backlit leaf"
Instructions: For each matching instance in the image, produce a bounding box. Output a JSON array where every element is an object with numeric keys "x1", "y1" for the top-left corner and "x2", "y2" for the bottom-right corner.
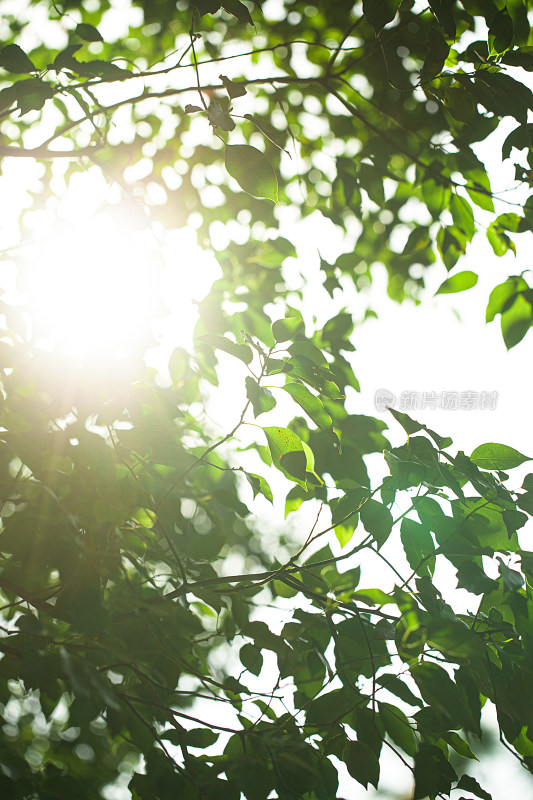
[
  {"x1": 282, "y1": 382, "x2": 337, "y2": 442},
  {"x1": 272, "y1": 315, "x2": 304, "y2": 342},
  {"x1": 199, "y1": 334, "x2": 253, "y2": 364},
  {"x1": 246, "y1": 377, "x2": 276, "y2": 417},
  {"x1": 470, "y1": 443, "x2": 531, "y2": 471},
  {"x1": 262, "y1": 426, "x2": 307, "y2": 487},
  {"x1": 435, "y1": 270, "x2": 478, "y2": 295},
  {"x1": 225, "y1": 144, "x2": 278, "y2": 203}
]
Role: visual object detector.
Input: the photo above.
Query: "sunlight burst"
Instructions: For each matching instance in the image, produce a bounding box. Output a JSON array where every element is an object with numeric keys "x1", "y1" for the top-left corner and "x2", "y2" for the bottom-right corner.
[{"x1": 20, "y1": 213, "x2": 162, "y2": 358}]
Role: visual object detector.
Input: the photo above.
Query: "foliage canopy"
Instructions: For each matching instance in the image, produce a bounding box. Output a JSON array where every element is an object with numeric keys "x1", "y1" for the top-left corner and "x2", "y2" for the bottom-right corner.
[{"x1": 1, "y1": 1, "x2": 533, "y2": 798}]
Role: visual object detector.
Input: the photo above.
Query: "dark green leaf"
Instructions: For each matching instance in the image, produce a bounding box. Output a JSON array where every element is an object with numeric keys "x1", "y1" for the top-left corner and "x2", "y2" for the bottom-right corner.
[
  {"x1": 401, "y1": 518, "x2": 435, "y2": 577},
  {"x1": 410, "y1": 662, "x2": 463, "y2": 721},
  {"x1": 52, "y1": 44, "x2": 82, "y2": 71},
  {"x1": 426, "y1": 618, "x2": 484, "y2": 659},
  {"x1": 456, "y1": 561, "x2": 499, "y2": 595},
  {"x1": 488, "y1": 9, "x2": 514, "y2": 55},
  {"x1": 76, "y1": 23, "x2": 104, "y2": 42},
  {"x1": 192, "y1": 0, "x2": 221, "y2": 15},
  {"x1": 240, "y1": 643, "x2": 263, "y2": 675},
  {"x1": 219, "y1": 74, "x2": 247, "y2": 98},
  {"x1": 377, "y1": 674, "x2": 423, "y2": 707},
  {"x1": 0, "y1": 44, "x2": 37, "y2": 73},
  {"x1": 428, "y1": 0, "x2": 456, "y2": 38},
  {"x1": 379, "y1": 702, "x2": 417, "y2": 756},
  {"x1": 497, "y1": 557, "x2": 524, "y2": 591},
  {"x1": 343, "y1": 740, "x2": 379, "y2": 789},
  {"x1": 457, "y1": 774, "x2": 492, "y2": 800},
  {"x1": 222, "y1": 0, "x2": 254, "y2": 25},
  {"x1": 360, "y1": 499, "x2": 393, "y2": 548},
  {"x1": 186, "y1": 728, "x2": 220, "y2": 748},
  {"x1": 414, "y1": 744, "x2": 457, "y2": 799}
]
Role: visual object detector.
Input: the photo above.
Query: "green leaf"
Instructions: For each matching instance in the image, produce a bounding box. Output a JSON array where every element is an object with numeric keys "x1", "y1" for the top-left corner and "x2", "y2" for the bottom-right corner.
[
  {"x1": 377, "y1": 674, "x2": 423, "y2": 707},
  {"x1": 401, "y1": 518, "x2": 435, "y2": 577},
  {"x1": 435, "y1": 270, "x2": 478, "y2": 295},
  {"x1": 379, "y1": 702, "x2": 417, "y2": 756},
  {"x1": 352, "y1": 587, "x2": 392, "y2": 606},
  {"x1": 0, "y1": 44, "x2": 37, "y2": 73},
  {"x1": 444, "y1": 731, "x2": 478, "y2": 759},
  {"x1": 466, "y1": 184, "x2": 494, "y2": 213},
  {"x1": 219, "y1": 74, "x2": 247, "y2": 99},
  {"x1": 421, "y1": 28, "x2": 450, "y2": 81},
  {"x1": 486, "y1": 276, "x2": 529, "y2": 322},
  {"x1": 245, "y1": 377, "x2": 276, "y2": 417},
  {"x1": 208, "y1": 98, "x2": 235, "y2": 131},
  {"x1": 222, "y1": 0, "x2": 254, "y2": 25},
  {"x1": 428, "y1": 0, "x2": 456, "y2": 38},
  {"x1": 76, "y1": 23, "x2": 104, "y2": 42},
  {"x1": 285, "y1": 485, "x2": 306, "y2": 517},
  {"x1": 225, "y1": 144, "x2": 278, "y2": 203},
  {"x1": 131, "y1": 508, "x2": 157, "y2": 528},
  {"x1": 272, "y1": 315, "x2": 304, "y2": 342},
  {"x1": 488, "y1": 9, "x2": 514, "y2": 55},
  {"x1": 8, "y1": 78, "x2": 54, "y2": 114},
  {"x1": 436, "y1": 225, "x2": 465, "y2": 271},
  {"x1": 487, "y1": 223, "x2": 513, "y2": 257},
  {"x1": 248, "y1": 237, "x2": 296, "y2": 268},
  {"x1": 186, "y1": 728, "x2": 220, "y2": 748},
  {"x1": 501, "y1": 293, "x2": 533, "y2": 349},
  {"x1": 192, "y1": 1, "x2": 221, "y2": 17},
  {"x1": 470, "y1": 443, "x2": 531, "y2": 471},
  {"x1": 363, "y1": 0, "x2": 402, "y2": 35},
  {"x1": 199, "y1": 334, "x2": 253, "y2": 364},
  {"x1": 281, "y1": 383, "x2": 337, "y2": 442},
  {"x1": 360, "y1": 499, "x2": 393, "y2": 548},
  {"x1": 426, "y1": 618, "x2": 484, "y2": 659},
  {"x1": 497, "y1": 557, "x2": 524, "y2": 591},
  {"x1": 70, "y1": 59, "x2": 130, "y2": 80},
  {"x1": 388, "y1": 408, "x2": 452, "y2": 449},
  {"x1": 456, "y1": 561, "x2": 499, "y2": 595},
  {"x1": 239, "y1": 643, "x2": 263, "y2": 675},
  {"x1": 456, "y1": 774, "x2": 492, "y2": 800},
  {"x1": 414, "y1": 744, "x2": 457, "y2": 799},
  {"x1": 243, "y1": 471, "x2": 273, "y2": 504},
  {"x1": 262, "y1": 426, "x2": 307, "y2": 488},
  {"x1": 450, "y1": 195, "x2": 476, "y2": 241},
  {"x1": 410, "y1": 663, "x2": 463, "y2": 721},
  {"x1": 343, "y1": 740, "x2": 379, "y2": 789},
  {"x1": 331, "y1": 489, "x2": 366, "y2": 546},
  {"x1": 288, "y1": 340, "x2": 327, "y2": 367}
]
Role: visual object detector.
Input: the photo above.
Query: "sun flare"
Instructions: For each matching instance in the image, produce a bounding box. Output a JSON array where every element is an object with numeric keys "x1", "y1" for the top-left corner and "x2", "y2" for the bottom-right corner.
[{"x1": 19, "y1": 213, "x2": 161, "y2": 358}]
